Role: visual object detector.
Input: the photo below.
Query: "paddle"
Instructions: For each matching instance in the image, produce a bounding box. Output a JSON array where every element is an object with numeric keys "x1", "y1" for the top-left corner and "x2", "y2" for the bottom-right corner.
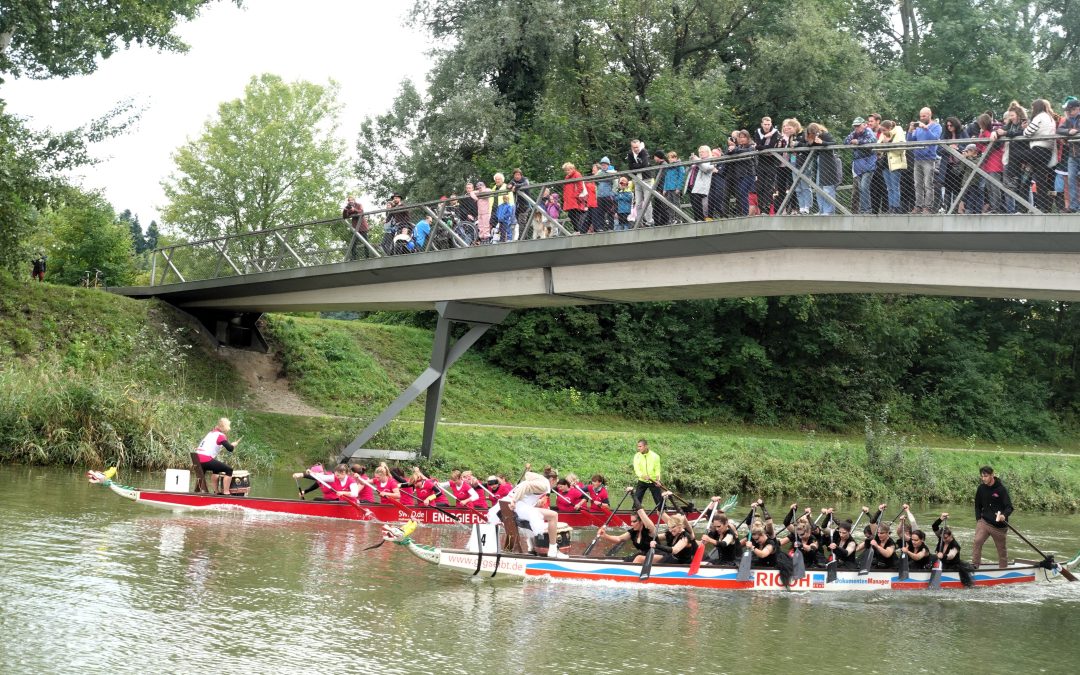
[
  {"x1": 294, "y1": 476, "x2": 306, "y2": 500},
  {"x1": 308, "y1": 471, "x2": 366, "y2": 516},
  {"x1": 694, "y1": 494, "x2": 739, "y2": 529},
  {"x1": 1004, "y1": 518, "x2": 1078, "y2": 582},
  {"x1": 583, "y1": 490, "x2": 631, "y2": 556},
  {"x1": 605, "y1": 500, "x2": 662, "y2": 556},
  {"x1": 860, "y1": 506, "x2": 901, "y2": 576},
  {"x1": 655, "y1": 481, "x2": 695, "y2": 512},
  {"x1": 736, "y1": 506, "x2": 757, "y2": 582},
  {"x1": 687, "y1": 536, "x2": 707, "y2": 575},
  {"x1": 929, "y1": 516, "x2": 948, "y2": 589},
  {"x1": 639, "y1": 495, "x2": 668, "y2": 580},
  {"x1": 897, "y1": 507, "x2": 911, "y2": 581},
  {"x1": 552, "y1": 488, "x2": 605, "y2": 526}
]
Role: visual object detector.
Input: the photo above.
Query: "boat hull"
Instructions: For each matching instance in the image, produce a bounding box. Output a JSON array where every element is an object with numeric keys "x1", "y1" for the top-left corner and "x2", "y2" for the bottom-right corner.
[
  {"x1": 101, "y1": 483, "x2": 689, "y2": 527},
  {"x1": 431, "y1": 547, "x2": 1055, "y2": 591}
]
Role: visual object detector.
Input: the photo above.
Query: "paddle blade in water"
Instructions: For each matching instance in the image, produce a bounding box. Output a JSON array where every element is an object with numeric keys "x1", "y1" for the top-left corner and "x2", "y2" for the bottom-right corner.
[
  {"x1": 688, "y1": 543, "x2": 706, "y2": 576},
  {"x1": 929, "y1": 560, "x2": 943, "y2": 589},
  {"x1": 737, "y1": 548, "x2": 753, "y2": 582},
  {"x1": 859, "y1": 548, "x2": 874, "y2": 576},
  {"x1": 639, "y1": 549, "x2": 656, "y2": 580},
  {"x1": 792, "y1": 548, "x2": 805, "y2": 580},
  {"x1": 826, "y1": 557, "x2": 837, "y2": 584},
  {"x1": 898, "y1": 551, "x2": 909, "y2": 581}
]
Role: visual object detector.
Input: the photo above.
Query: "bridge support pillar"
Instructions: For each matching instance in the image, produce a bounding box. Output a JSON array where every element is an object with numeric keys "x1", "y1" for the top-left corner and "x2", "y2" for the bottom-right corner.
[{"x1": 341, "y1": 301, "x2": 510, "y2": 461}]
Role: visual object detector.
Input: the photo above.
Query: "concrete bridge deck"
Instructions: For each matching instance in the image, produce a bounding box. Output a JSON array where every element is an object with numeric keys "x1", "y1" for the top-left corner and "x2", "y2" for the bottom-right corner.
[{"x1": 116, "y1": 215, "x2": 1080, "y2": 311}]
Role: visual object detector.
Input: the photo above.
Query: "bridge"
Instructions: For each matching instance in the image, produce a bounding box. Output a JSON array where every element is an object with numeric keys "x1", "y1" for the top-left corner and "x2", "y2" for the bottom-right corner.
[{"x1": 114, "y1": 137, "x2": 1080, "y2": 459}]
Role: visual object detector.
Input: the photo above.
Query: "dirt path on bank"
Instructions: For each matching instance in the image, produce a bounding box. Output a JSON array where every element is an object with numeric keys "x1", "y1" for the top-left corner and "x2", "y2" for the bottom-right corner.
[{"x1": 218, "y1": 347, "x2": 330, "y2": 418}]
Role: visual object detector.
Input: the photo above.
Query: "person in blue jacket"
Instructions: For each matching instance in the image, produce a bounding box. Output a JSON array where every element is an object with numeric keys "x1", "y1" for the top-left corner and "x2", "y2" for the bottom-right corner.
[
  {"x1": 413, "y1": 214, "x2": 432, "y2": 251},
  {"x1": 906, "y1": 108, "x2": 942, "y2": 214},
  {"x1": 845, "y1": 117, "x2": 878, "y2": 214}
]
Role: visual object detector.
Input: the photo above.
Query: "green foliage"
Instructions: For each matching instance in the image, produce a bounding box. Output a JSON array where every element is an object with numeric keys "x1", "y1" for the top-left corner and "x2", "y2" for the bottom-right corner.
[
  {"x1": 0, "y1": 1, "x2": 235, "y2": 81},
  {"x1": 42, "y1": 190, "x2": 136, "y2": 287},
  {"x1": 161, "y1": 74, "x2": 349, "y2": 246},
  {"x1": 0, "y1": 275, "x2": 261, "y2": 470}
]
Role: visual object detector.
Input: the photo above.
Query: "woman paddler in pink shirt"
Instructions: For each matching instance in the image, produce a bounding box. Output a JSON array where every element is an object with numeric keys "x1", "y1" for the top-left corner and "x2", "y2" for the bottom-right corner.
[
  {"x1": 410, "y1": 468, "x2": 450, "y2": 506},
  {"x1": 372, "y1": 463, "x2": 402, "y2": 504},
  {"x1": 349, "y1": 463, "x2": 376, "y2": 502},
  {"x1": 447, "y1": 470, "x2": 484, "y2": 509}
]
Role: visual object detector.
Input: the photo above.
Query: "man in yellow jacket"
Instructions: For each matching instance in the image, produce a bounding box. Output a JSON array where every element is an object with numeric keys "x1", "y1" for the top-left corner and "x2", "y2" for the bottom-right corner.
[{"x1": 633, "y1": 439, "x2": 663, "y2": 509}]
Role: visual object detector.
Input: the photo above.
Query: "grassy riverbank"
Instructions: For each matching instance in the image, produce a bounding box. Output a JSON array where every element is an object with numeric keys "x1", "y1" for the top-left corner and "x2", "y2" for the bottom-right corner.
[{"x1": 3, "y1": 276, "x2": 1080, "y2": 510}]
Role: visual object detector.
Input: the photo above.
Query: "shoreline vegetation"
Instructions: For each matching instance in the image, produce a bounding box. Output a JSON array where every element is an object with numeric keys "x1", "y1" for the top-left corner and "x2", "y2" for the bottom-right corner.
[{"x1": 2, "y1": 276, "x2": 1079, "y2": 511}]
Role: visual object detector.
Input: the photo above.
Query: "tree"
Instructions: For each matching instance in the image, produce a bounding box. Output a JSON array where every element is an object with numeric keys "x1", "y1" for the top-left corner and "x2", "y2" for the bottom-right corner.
[
  {"x1": 161, "y1": 74, "x2": 350, "y2": 258},
  {"x1": 0, "y1": 1, "x2": 236, "y2": 82},
  {"x1": 44, "y1": 189, "x2": 136, "y2": 287},
  {"x1": 145, "y1": 220, "x2": 160, "y2": 251},
  {"x1": 119, "y1": 209, "x2": 147, "y2": 253}
]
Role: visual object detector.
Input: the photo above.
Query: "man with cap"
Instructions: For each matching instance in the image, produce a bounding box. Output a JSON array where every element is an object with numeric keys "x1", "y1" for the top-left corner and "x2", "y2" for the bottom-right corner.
[
  {"x1": 595, "y1": 157, "x2": 617, "y2": 230},
  {"x1": 1058, "y1": 97, "x2": 1080, "y2": 212},
  {"x1": 845, "y1": 116, "x2": 878, "y2": 214}
]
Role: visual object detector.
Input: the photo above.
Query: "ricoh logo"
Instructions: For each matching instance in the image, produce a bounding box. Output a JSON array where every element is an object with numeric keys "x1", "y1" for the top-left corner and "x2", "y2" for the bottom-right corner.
[{"x1": 755, "y1": 572, "x2": 814, "y2": 588}]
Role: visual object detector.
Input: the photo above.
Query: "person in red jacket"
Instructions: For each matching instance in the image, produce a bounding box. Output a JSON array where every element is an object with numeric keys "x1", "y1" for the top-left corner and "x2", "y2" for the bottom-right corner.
[{"x1": 561, "y1": 162, "x2": 588, "y2": 234}]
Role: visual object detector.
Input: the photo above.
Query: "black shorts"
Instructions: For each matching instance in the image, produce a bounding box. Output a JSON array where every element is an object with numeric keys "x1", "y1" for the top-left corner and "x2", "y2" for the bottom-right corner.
[{"x1": 200, "y1": 458, "x2": 233, "y2": 475}]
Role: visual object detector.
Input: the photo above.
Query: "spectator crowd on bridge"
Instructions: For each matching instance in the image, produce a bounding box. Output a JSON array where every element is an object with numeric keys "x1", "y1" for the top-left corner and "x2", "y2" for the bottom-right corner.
[{"x1": 347, "y1": 96, "x2": 1080, "y2": 257}]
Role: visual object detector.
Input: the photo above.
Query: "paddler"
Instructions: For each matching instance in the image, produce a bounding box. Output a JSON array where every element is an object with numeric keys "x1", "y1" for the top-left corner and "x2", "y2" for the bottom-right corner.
[
  {"x1": 372, "y1": 463, "x2": 402, "y2": 503},
  {"x1": 448, "y1": 469, "x2": 484, "y2": 509},
  {"x1": 195, "y1": 417, "x2": 239, "y2": 495},
  {"x1": 350, "y1": 464, "x2": 376, "y2": 502},
  {"x1": 594, "y1": 488, "x2": 658, "y2": 563},
  {"x1": 702, "y1": 511, "x2": 740, "y2": 565},
  {"x1": 486, "y1": 466, "x2": 566, "y2": 558},
  {"x1": 291, "y1": 463, "x2": 360, "y2": 501},
  {"x1": 410, "y1": 468, "x2": 450, "y2": 506}
]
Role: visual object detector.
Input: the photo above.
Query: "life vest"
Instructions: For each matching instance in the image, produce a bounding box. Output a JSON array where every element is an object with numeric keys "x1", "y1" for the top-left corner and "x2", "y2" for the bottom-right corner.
[{"x1": 196, "y1": 430, "x2": 226, "y2": 462}]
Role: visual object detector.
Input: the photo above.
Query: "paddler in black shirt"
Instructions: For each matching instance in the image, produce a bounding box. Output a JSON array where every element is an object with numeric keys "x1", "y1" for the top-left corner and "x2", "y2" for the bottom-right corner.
[
  {"x1": 702, "y1": 512, "x2": 741, "y2": 565},
  {"x1": 827, "y1": 519, "x2": 859, "y2": 568},
  {"x1": 867, "y1": 520, "x2": 897, "y2": 569},
  {"x1": 902, "y1": 530, "x2": 933, "y2": 569},
  {"x1": 744, "y1": 526, "x2": 778, "y2": 567},
  {"x1": 972, "y1": 465, "x2": 1013, "y2": 568},
  {"x1": 595, "y1": 488, "x2": 657, "y2": 563}
]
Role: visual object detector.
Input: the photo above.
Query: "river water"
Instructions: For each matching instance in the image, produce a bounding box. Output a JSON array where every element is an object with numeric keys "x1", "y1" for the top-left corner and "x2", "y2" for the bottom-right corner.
[{"x1": 2, "y1": 465, "x2": 1080, "y2": 674}]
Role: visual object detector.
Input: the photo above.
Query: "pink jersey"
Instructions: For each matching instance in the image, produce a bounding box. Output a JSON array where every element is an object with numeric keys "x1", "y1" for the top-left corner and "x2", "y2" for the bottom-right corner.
[
  {"x1": 399, "y1": 484, "x2": 416, "y2": 506},
  {"x1": 373, "y1": 476, "x2": 399, "y2": 503},
  {"x1": 316, "y1": 473, "x2": 358, "y2": 500},
  {"x1": 555, "y1": 486, "x2": 586, "y2": 511},
  {"x1": 494, "y1": 482, "x2": 513, "y2": 500},
  {"x1": 414, "y1": 478, "x2": 449, "y2": 505},
  {"x1": 355, "y1": 474, "x2": 375, "y2": 502},
  {"x1": 449, "y1": 480, "x2": 483, "y2": 508}
]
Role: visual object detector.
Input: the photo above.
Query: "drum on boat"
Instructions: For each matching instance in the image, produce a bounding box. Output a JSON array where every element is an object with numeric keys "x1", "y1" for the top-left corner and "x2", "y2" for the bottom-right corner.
[
  {"x1": 533, "y1": 522, "x2": 573, "y2": 555},
  {"x1": 228, "y1": 470, "x2": 251, "y2": 496}
]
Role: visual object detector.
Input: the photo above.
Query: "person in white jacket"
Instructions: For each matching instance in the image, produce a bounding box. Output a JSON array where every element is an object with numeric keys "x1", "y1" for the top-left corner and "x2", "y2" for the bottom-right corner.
[{"x1": 1023, "y1": 98, "x2": 1059, "y2": 212}]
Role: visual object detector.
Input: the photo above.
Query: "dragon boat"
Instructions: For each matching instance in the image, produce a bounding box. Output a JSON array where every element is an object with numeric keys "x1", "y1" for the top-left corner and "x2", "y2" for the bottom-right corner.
[
  {"x1": 382, "y1": 521, "x2": 1080, "y2": 592},
  {"x1": 85, "y1": 470, "x2": 700, "y2": 528}
]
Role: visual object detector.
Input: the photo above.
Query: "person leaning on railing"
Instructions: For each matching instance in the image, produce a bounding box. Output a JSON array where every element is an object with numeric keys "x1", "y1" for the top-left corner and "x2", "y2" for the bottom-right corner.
[
  {"x1": 1024, "y1": 98, "x2": 1060, "y2": 213},
  {"x1": 1058, "y1": 97, "x2": 1080, "y2": 213}
]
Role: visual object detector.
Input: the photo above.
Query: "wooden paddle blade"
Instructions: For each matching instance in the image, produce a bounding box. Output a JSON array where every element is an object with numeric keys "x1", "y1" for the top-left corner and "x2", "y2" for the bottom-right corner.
[
  {"x1": 791, "y1": 549, "x2": 805, "y2": 580},
  {"x1": 1060, "y1": 567, "x2": 1078, "y2": 582},
  {"x1": 928, "y1": 561, "x2": 943, "y2": 589},
  {"x1": 898, "y1": 551, "x2": 910, "y2": 581},
  {"x1": 737, "y1": 548, "x2": 753, "y2": 582},
  {"x1": 639, "y1": 549, "x2": 656, "y2": 580},
  {"x1": 688, "y1": 542, "x2": 706, "y2": 576}
]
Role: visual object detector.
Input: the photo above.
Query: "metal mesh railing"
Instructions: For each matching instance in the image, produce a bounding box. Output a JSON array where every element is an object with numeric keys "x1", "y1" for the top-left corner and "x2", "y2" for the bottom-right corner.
[{"x1": 148, "y1": 135, "x2": 1079, "y2": 286}]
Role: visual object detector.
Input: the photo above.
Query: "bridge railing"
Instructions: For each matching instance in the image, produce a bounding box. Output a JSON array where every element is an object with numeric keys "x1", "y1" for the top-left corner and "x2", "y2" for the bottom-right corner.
[{"x1": 148, "y1": 135, "x2": 1079, "y2": 286}]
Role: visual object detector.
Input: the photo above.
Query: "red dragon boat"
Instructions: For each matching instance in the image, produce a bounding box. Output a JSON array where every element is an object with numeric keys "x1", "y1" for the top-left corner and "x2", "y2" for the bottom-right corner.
[{"x1": 86, "y1": 470, "x2": 701, "y2": 528}]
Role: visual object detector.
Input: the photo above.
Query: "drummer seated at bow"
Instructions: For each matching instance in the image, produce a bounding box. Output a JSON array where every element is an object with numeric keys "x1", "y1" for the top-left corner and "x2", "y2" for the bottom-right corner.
[
  {"x1": 594, "y1": 488, "x2": 658, "y2": 564},
  {"x1": 196, "y1": 417, "x2": 239, "y2": 495}
]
